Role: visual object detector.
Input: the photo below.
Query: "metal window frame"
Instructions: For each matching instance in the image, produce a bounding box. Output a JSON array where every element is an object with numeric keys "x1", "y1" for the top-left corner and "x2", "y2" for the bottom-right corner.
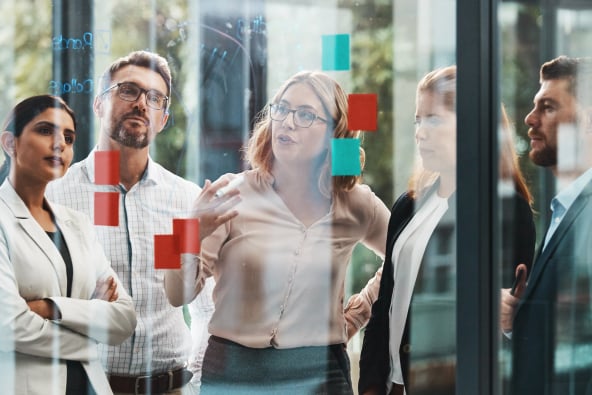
[{"x1": 456, "y1": 0, "x2": 500, "y2": 393}]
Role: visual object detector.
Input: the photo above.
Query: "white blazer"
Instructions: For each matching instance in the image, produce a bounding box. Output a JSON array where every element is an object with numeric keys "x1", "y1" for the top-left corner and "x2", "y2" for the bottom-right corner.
[{"x1": 0, "y1": 180, "x2": 137, "y2": 395}]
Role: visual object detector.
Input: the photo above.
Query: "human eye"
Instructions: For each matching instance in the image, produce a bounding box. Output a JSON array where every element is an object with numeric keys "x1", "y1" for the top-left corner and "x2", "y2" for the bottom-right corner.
[
  {"x1": 37, "y1": 127, "x2": 53, "y2": 136},
  {"x1": 425, "y1": 115, "x2": 442, "y2": 126},
  {"x1": 119, "y1": 83, "x2": 138, "y2": 97},
  {"x1": 274, "y1": 104, "x2": 290, "y2": 116},
  {"x1": 542, "y1": 104, "x2": 556, "y2": 112},
  {"x1": 296, "y1": 109, "x2": 316, "y2": 123},
  {"x1": 147, "y1": 92, "x2": 163, "y2": 106},
  {"x1": 64, "y1": 132, "x2": 76, "y2": 145}
]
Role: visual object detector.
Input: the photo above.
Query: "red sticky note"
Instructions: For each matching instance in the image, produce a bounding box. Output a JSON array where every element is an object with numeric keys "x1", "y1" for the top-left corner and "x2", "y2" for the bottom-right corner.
[
  {"x1": 348, "y1": 93, "x2": 378, "y2": 131},
  {"x1": 154, "y1": 234, "x2": 180, "y2": 269},
  {"x1": 94, "y1": 191, "x2": 119, "y2": 226},
  {"x1": 95, "y1": 151, "x2": 120, "y2": 185},
  {"x1": 173, "y1": 218, "x2": 200, "y2": 254}
]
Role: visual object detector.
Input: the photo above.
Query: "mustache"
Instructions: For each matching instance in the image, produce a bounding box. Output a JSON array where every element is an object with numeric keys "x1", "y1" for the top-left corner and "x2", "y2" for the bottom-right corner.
[
  {"x1": 527, "y1": 128, "x2": 542, "y2": 139},
  {"x1": 123, "y1": 108, "x2": 149, "y2": 124}
]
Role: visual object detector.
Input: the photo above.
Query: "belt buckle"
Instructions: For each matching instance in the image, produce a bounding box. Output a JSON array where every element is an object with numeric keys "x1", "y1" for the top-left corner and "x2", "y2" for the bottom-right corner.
[{"x1": 134, "y1": 374, "x2": 151, "y2": 395}]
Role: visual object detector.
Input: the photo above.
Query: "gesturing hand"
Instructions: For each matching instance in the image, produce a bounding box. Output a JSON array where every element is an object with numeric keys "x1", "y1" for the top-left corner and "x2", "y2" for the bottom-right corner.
[{"x1": 192, "y1": 175, "x2": 241, "y2": 241}]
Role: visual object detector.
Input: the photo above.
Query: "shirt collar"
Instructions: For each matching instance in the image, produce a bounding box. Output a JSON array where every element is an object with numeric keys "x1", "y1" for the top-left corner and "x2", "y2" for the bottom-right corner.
[
  {"x1": 552, "y1": 167, "x2": 592, "y2": 215},
  {"x1": 85, "y1": 146, "x2": 160, "y2": 187}
]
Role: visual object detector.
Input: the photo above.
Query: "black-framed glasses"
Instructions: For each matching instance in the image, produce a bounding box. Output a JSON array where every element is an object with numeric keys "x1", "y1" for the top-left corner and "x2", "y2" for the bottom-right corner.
[
  {"x1": 102, "y1": 82, "x2": 169, "y2": 111},
  {"x1": 269, "y1": 103, "x2": 328, "y2": 128}
]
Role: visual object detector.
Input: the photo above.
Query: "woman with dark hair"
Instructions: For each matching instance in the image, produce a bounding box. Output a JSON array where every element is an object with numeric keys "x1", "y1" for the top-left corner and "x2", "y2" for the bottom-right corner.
[
  {"x1": 0, "y1": 95, "x2": 136, "y2": 395},
  {"x1": 165, "y1": 71, "x2": 390, "y2": 394}
]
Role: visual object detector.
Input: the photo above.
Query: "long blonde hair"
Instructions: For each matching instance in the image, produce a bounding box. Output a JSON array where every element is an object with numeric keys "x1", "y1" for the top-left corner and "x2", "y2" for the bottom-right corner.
[{"x1": 245, "y1": 70, "x2": 365, "y2": 197}]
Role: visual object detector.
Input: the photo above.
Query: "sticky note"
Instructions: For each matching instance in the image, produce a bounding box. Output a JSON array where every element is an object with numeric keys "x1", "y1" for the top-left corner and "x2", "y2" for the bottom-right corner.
[
  {"x1": 154, "y1": 234, "x2": 180, "y2": 269},
  {"x1": 94, "y1": 151, "x2": 120, "y2": 185},
  {"x1": 331, "y1": 138, "x2": 361, "y2": 176},
  {"x1": 322, "y1": 34, "x2": 350, "y2": 71},
  {"x1": 173, "y1": 218, "x2": 200, "y2": 254},
  {"x1": 348, "y1": 94, "x2": 378, "y2": 131},
  {"x1": 94, "y1": 191, "x2": 119, "y2": 226}
]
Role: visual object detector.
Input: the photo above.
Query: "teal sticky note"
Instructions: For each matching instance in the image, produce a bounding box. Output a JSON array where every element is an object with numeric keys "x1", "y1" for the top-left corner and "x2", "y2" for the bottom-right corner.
[
  {"x1": 322, "y1": 34, "x2": 350, "y2": 71},
  {"x1": 332, "y1": 138, "x2": 360, "y2": 176}
]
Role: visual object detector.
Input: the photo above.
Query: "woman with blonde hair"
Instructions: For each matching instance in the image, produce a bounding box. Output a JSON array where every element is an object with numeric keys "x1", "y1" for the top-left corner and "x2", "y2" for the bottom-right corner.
[
  {"x1": 358, "y1": 66, "x2": 534, "y2": 395},
  {"x1": 165, "y1": 70, "x2": 389, "y2": 394}
]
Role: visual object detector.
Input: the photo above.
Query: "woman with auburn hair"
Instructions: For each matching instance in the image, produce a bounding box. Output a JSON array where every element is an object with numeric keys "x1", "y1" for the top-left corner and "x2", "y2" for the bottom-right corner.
[
  {"x1": 0, "y1": 95, "x2": 136, "y2": 395},
  {"x1": 358, "y1": 66, "x2": 534, "y2": 395},
  {"x1": 165, "y1": 70, "x2": 389, "y2": 394}
]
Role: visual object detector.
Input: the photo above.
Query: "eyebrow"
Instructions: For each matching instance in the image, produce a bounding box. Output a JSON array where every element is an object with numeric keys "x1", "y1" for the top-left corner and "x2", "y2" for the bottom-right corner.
[
  {"x1": 119, "y1": 80, "x2": 167, "y2": 97},
  {"x1": 34, "y1": 120, "x2": 76, "y2": 134},
  {"x1": 278, "y1": 100, "x2": 318, "y2": 111}
]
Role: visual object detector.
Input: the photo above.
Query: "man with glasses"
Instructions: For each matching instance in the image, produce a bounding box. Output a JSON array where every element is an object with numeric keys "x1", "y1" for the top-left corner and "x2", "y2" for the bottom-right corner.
[
  {"x1": 47, "y1": 50, "x2": 239, "y2": 394},
  {"x1": 501, "y1": 55, "x2": 592, "y2": 394}
]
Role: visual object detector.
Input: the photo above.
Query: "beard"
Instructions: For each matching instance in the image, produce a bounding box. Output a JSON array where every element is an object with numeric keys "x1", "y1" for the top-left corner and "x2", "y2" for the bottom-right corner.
[
  {"x1": 529, "y1": 144, "x2": 557, "y2": 167},
  {"x1": 109, "y1": 113, "x2": 152, "y2": 149}
]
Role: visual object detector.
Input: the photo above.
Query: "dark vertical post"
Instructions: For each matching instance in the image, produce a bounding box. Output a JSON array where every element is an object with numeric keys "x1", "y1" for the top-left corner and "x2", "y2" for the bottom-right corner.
[
  {"x1": 456, "y1": 0, "x2": 499, "y2": 393},
  {"x1": 52, "y1": 0, "x2": 94, "y2": 163}
]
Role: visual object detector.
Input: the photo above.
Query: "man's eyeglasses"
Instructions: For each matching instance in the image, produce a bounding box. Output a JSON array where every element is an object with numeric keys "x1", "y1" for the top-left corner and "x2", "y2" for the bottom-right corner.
[
  {"x1": 102, "y1": 82, "x2": 169, "y2": 111},
  {"x1": 269, "y1": 103, "x2": 328, "y2": 128}
]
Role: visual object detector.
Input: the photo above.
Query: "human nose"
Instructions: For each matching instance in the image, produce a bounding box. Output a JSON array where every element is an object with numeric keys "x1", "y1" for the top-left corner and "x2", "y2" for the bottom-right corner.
[
  {"x1": 53, "y1": 133, "x2": 66, "y2": 151},
  {"x1": 133, "y1": 90, "x2": 148, "y2": 112},
  {"x1": 281, "y1": 110, "x2": 296, "y2": 129},
  {"x1": 524, "y1": 108, "x2": 538, "y2": 128},
  {"x1": 415, "y1": 123, "x2": 427, "y2": 141}
]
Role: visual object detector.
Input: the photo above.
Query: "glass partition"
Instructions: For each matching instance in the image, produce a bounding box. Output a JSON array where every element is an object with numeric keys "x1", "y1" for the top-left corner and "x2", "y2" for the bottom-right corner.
[{"x1": 16, "y1": 0, "x2": 592, "y2": 394}]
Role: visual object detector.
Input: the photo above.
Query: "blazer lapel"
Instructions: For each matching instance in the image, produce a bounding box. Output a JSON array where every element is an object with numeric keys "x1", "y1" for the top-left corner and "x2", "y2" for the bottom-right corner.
[
  {"x1": 0, "y1": 181, "x2": 67, "y2": 296},
  {"x1": 52, "y1": 205, "x2": 89, "y2": 299},
  {"x1": 521, "y1": 183, "x2": 592, "y2": 302}
]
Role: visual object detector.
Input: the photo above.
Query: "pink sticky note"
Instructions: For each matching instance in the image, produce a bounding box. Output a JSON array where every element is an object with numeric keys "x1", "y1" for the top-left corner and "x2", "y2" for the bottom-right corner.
[
  {"x1": 348, "y1": 93, "x2": 378, "y2": 131},
  {"x1": 94, "y1": 191, "x2": 119, "y2": 226},
  {"x1": 173, "y1": 218, "x2": 200, "y2": 254},
  {"x1": 154, "y1": 234, "x2": 180, "y2": 269},
  {"x1": 95, "y1": 151, "x2": 120, "y2": 185}
]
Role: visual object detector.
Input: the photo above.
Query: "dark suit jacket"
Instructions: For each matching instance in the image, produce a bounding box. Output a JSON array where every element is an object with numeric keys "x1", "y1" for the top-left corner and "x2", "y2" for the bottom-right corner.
[
  {"x1": 359, "y1": 189, "x2": 535, "y2": 395},
  {"x1": 358, "y1": 192, "x2": 415, "y2": 394},
  {"x1": 511, "y1": 179, "x2": 592, "y2": 395}
]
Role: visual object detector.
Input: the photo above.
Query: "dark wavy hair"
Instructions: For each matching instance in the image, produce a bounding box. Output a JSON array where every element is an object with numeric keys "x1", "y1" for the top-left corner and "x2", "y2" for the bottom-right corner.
[{"x1": 0, "y1": 95, "x2": 76, "y2": 183}]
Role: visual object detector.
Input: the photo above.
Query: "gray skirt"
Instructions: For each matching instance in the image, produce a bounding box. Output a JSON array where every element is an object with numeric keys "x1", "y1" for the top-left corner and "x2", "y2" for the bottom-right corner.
[{"x1": 201, "y1": 336, "x2": 354, "y2": 395}]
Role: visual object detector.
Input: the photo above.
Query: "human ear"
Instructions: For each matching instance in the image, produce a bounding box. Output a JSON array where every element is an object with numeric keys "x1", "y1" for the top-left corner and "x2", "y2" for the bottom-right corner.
[
  {"x1": 156, "y1": 111, "x2": 170, "y2": 134},
  {"x1": 0, "y1": 132, "x2": 15, "y2": 157},
  {"x1": 93, "y1": 95, "x2": 105, "y2": 117}
]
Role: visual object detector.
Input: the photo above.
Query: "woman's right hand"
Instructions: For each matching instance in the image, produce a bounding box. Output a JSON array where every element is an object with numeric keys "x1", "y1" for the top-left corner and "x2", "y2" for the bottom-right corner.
[{"x1": 92, "y1": 276, "x2": 118, "y2": 302}]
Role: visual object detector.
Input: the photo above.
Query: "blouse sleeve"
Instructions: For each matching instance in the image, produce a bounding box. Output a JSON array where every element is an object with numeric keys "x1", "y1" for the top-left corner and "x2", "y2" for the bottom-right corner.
[
  {"x1": 164, "y1": 220, "x2": 227, "y2": 307},
  {"x1": 343, "y1": 187, "x2": 391, "y2": 337}
]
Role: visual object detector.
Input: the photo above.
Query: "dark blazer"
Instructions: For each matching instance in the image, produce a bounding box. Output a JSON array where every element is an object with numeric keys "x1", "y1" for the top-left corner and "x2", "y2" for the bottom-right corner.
[
  {"x1": 359, "y1": 189, "x2": 535, "y2": 395},
  {"x1": 511, "y1": 179, "x2": 592, "y2": 395},
  {"x1": 358, "y1": 191, "x2": 415, "y2": 394}
]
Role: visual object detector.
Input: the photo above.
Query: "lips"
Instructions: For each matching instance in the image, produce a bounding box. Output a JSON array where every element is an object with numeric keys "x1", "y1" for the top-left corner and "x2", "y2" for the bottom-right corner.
[
  {"x1": 124, "y1": 115, "x2": 149, "y2": 126},
  {"x1": 44, "y1": 156, "x2": 64, "y2": 166},
  {"x1": 277, "y1": 134, "x2": 295, "y2": 144},
  {"x1": 528, "y1": 129, "x2": 544, "y2": 147}
]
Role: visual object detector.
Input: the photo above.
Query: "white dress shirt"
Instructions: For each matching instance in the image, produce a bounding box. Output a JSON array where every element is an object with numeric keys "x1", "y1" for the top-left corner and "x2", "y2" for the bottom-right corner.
[
  {"x1": 47, "y1": 148, "x2": 211, "y2": 376},
  {"x1": 388, "y1": 190, "x2": 449, "y2": 386}
]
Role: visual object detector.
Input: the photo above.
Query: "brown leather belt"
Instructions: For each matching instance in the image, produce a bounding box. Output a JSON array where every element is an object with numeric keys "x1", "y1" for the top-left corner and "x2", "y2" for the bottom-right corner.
[{"x1": 108, "y1": 367, "x2": 193, "y2": 394}]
